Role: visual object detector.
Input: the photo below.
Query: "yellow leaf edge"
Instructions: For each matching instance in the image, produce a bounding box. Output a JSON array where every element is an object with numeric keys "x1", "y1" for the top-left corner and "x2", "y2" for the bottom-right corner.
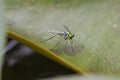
[{"x1": 7, "y1": 31, "x2": 88, "y2": 76}]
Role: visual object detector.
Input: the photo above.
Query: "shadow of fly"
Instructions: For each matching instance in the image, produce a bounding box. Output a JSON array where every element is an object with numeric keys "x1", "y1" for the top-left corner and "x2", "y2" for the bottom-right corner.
[{"x1": 43, "y1": 25, "x2": 84, "y2": 56}]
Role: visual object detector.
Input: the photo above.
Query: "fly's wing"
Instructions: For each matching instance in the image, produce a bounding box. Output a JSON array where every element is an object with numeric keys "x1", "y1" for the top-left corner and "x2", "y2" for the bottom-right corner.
[
  {"x1": 48, "y1": 30, "x2": 64, "y2": 35},
  {"x1": 63, "y1": 25, "x2": 71, "y2": 32},
  {"x1": 48, "y1": 30, "x2": 60, "y2": 34}
]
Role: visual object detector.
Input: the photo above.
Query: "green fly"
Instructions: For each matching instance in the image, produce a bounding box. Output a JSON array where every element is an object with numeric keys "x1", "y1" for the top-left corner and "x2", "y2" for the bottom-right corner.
[
  {"x1": 47, "y1": 25, "x2": 74, "y2": 40},
  {"x1": 44, "y1": 25, "x2": 83, "y2": 56}
]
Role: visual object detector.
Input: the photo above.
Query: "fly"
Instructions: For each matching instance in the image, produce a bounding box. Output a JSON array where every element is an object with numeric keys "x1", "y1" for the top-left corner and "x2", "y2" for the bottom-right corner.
[
  {"x1": 43, "y1": 25, "x2": 84, "y2": 56},
  {"x1": 47, "y1": 25, "x2": 75, "y2": 41}
]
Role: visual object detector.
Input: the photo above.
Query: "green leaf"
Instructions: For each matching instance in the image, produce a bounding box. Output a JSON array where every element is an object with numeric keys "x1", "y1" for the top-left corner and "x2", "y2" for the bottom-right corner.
[{"x1": 6, "y1": 0, "x2": 120, "y2": 75}]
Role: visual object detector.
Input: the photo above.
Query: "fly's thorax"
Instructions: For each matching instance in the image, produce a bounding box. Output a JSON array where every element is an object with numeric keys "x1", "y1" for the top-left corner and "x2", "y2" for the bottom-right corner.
[
  {"x1": 66, "y1": 32, "x2": 75, "y2": 40},
  {"x1": 63, "y1": 32, "x2": 75, "y2": 40}
]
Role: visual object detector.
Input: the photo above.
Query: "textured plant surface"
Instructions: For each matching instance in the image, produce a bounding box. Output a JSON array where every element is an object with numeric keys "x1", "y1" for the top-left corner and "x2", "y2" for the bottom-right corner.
[{"x1": 5, "y1": 0, "x2": 120, "y2": 75}]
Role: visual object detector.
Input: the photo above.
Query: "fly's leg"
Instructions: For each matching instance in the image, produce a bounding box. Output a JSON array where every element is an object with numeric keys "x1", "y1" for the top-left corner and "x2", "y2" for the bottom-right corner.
[
  {"x1": 64, "y1": 40, "x2": 68, "y2": 53},
  {"x1": 64, "y1": 40, "x2": 74, "y2": 56},
  {"x1": 70, "y1": 40, "x2": 74, "y2": 55},
  {"x1": 51, "y1": 40, "x2": 61, "y2": 54},
  {"x1": 41, "y1": 34, "x2": 57, "y2": 42}
]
